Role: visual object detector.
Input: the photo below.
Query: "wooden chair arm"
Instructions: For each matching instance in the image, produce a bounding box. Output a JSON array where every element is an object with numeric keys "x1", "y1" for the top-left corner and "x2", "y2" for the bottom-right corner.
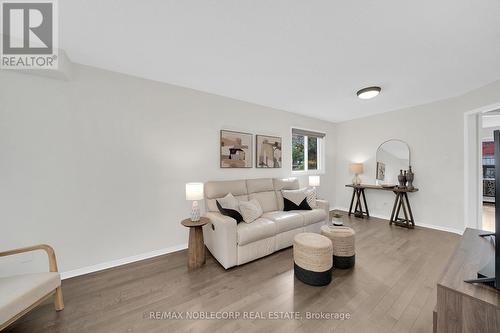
[{"x1": 0, "y1": 244, "x2": 59, "y2": 272}]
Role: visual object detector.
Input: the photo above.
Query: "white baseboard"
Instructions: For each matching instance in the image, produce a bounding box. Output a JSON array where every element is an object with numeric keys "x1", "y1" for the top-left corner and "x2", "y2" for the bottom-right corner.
[
  {"x1": 61, "y1": 243, "x2": 187, "y2": 280},
  {"x1": 332, "y1": 206, "x2": 464, "y2": 235},
  {"x1": 413, "y1": 222, "x2": 464, "y2": 235}
]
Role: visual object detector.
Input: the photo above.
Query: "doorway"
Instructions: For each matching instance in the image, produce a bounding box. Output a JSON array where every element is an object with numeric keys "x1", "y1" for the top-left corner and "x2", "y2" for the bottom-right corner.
[
  {"x1": 480, "y1": 111, "x2": 500, "y2": 232},
  {"x1": 464, "y1": 102, "x2": 500, "y2": 232}
]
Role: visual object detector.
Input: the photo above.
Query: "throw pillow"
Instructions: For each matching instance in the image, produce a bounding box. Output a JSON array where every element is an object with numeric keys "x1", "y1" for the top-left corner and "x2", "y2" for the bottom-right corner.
[
  {"x1": 239, "y1": 199, "x2": 263, "y2": 223},
  {"x1": 216, "y1": 200, "x2": 243, "y2": 223},
  {"x1": 305, "y1": 187, "x2": 317, "y2": 208},
  {"x1": 217, "y1": 193, "x2": 239, "y2": 211},
  {"x1": 282, "y1": 189, "x2": 312, "y2": 211}
]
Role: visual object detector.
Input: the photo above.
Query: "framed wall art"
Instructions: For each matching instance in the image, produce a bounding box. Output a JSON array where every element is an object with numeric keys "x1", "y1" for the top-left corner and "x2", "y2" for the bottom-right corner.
[
  {"x1": 220, "y1": 130, "x2": 253, "y2": 168},
  {"x1": 256, "y1": 135, "x2": 282, "y2": 168},
  {"x1": 376, "y1": 161, "x2": 386, "y2": 181}
]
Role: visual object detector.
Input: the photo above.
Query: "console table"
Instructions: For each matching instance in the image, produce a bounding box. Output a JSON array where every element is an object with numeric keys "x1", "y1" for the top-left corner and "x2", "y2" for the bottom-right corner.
[{"x1": 345, "y1": 184, "x2": 419, "y2": 229}]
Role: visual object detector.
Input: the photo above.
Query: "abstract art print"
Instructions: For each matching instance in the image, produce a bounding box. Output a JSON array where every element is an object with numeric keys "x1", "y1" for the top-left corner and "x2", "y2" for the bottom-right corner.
[
  {"x1": 256, "y1": 135, "x2": 282, "y2": 168},
  {"x1": 220, "y1": 130, "x2": 252, "y2": 168},
  {"x1": 376, "y1": 161, "x2": 386, "y2": 181}
]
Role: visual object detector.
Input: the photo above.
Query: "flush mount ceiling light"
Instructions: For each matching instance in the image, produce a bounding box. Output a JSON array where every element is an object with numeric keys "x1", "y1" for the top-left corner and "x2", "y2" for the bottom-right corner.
[{"x1": 357, "y1": 86, "x2": 381, "y2": 100}]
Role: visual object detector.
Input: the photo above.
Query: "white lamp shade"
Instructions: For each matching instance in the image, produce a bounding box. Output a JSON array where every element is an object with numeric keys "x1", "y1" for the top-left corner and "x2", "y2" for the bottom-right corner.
[
  {"x1": 186, "y1": 182, "x2": 204, "y2": 201},
  {"x1": 309, "y1": 175, "x2": 320, "y2": 187}
]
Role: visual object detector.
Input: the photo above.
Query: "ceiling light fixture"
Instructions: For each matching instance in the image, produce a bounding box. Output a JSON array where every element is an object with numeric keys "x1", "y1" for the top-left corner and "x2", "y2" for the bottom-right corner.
[{"x1": 357, "y1": 86, "x2": 381, "y2": 100}]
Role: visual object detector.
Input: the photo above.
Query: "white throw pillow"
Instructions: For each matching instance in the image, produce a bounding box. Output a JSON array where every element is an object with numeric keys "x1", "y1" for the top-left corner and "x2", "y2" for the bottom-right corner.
[
  {"x1": 305, "y1": 187, "x2": 317, "y2": 208},
  {"x1": 217, "y1": 193, "x2": 239, "y2": 212},
  {"x1": 281, "y1": 188, "x2": 307, "y2": 205},
  {"x1": 239, "y1": 199, "x2": 263, "y2": 223},
  {"x1": 281, "y1": 188, "x2": 312, "y2": 211}
]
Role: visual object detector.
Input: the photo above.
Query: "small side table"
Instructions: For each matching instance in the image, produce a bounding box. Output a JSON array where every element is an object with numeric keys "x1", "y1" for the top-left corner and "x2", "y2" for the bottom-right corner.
[{"x1": 181, "y1": 217, "x2": 209, "y2": 269}]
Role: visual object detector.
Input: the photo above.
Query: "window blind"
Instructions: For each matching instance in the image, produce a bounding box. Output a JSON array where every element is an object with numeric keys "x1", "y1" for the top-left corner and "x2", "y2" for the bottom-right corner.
[{"x1": 292, "y1": 128, "x2": 326, "y2": 138}]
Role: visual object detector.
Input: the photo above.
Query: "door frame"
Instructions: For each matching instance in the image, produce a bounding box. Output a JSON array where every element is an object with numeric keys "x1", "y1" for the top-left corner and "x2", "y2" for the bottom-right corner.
[{"x1": 464, "y1": 102, "x2": 500, "y2": 230}]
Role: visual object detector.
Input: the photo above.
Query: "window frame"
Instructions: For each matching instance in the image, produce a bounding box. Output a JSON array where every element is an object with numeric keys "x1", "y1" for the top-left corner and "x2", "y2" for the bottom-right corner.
[{"x1": 291, "y1": 127, "x2": 325, "y2": 175}]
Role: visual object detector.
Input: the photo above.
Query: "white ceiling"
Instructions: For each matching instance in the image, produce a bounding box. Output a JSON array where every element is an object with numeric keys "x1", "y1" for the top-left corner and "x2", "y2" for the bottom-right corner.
[{"x1": 61, "y1": 0, "x2": 500, "y2": 122}]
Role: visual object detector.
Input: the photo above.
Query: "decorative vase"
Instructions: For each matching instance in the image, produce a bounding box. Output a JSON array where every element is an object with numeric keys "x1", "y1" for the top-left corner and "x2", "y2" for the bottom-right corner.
[
  {"x1": 406, "y1": 166, "x2": 414, "y2": 190},
  {"x1": 398, "y1": 170, "x2": 407, "y2": 188},
  {"x1": 331, "y1": 213, "x2": 343, "y2": 226}
]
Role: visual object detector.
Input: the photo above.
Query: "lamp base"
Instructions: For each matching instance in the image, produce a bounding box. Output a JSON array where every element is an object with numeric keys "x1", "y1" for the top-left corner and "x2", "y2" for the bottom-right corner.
[
  {"x1": 352, "y1": 174, "x2": 362, "y2": 185},
  {"x1": 310, "y1": 186, "x2": 319, "y2": 200},
  {"x1": 191, "y1": 201, "x2": 200, "y2": 222}
]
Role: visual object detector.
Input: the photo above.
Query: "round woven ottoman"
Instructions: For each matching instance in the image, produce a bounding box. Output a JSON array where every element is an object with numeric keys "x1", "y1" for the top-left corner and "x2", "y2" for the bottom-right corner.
[
  {"x1": 293, "y1": 233, "x2": 333, "y2": 286},
  {"x1": 321, "y1": 226, "x2": 355, "y2": 269}
]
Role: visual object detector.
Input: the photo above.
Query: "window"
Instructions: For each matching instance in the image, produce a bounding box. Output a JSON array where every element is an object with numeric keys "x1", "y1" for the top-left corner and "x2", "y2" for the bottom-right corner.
[
  {"x1": 292, "y1": 134, "x2": 305, "y2": 171},
  {"x1": 292, "y1": 128, "x2": 325, "y2": 173}
]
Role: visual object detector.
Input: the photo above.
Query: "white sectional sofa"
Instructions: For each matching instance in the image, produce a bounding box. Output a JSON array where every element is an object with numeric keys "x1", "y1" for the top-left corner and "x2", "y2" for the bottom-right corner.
[{"x1": 202, "y1": 178, "x2": 329, "y2": 269}]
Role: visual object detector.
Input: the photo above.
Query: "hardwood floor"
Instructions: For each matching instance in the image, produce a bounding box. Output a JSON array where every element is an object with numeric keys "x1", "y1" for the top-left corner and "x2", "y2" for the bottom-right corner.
[{"x1": 7, "y1": 211, "x2": 460, "y2": 333}]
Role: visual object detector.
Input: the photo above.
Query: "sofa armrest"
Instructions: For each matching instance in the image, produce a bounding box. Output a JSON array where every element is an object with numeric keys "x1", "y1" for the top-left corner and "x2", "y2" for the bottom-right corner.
[
  {"x1": 316, "y1": 199, "x2": 330, "y2": 223},
  {"x1": 0, "y1": 244, "x2": 59, "y2": 272},
  {"x1": 203, "y1": 212, "x2": 238, "y2": 269},
  {"x1": 204, "y1": 212, "x2": 237, "y2": 232}
]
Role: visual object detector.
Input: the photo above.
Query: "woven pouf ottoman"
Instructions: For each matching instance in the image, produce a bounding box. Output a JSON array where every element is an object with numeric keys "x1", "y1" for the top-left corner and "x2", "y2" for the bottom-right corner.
[
  {"x1": 293, "y1": 233, "x2": 333, "y2": 286},
  {"x1": 321, "y1": 225, "x2": 355, "y2": 269}
]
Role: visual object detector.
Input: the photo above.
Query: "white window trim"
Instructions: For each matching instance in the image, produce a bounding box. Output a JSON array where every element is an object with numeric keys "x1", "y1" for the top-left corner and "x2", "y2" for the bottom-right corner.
[{"x1": 291, "y1": 127, "x2": 325, "y2": 175}]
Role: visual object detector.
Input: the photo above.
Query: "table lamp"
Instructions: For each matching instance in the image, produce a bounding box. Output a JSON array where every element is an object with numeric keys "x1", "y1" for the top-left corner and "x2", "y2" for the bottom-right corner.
[
  {"x1": 349, "y1": 163, "x2": 364, "y2": 185},
  {"x1": 186, "y1": 182, "x2": 204, "y2": 221},
  {"x1": 309, "y1": 175, "x2": 320, "y2": 189}
]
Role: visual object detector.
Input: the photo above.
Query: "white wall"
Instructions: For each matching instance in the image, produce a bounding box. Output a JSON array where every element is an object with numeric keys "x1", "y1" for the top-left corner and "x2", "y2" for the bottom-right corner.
[
  {"x1": 3, "y1": 61, "x2": 500, "y2": 278},
  {"x1": 334, "y1": 80, "x2": 500, "y2": 234},
  {"x1": 0, "y1": 64, "x2": 337, "y2": 277}
]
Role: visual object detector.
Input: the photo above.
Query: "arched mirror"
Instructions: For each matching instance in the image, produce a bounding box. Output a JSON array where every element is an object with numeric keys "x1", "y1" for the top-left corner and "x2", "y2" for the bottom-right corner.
[{"x1": 375, "y1": 139, "x2": 410, "y2": 184}]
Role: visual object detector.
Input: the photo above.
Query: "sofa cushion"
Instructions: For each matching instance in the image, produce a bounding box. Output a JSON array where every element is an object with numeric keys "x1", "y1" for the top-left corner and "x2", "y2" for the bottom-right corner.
[
  {"x1": 274, "y1": 178, "x2": 300, "y2": 211},
  {"x1": 237, "y1": 218, "x2": 277, "y2": 245},
  {"x1": 282, "y1": 189, "x2": 312, "y2": 211},
  {"x1": 206, "y1": 195, "x2": 248, "y2": 212},
  {"x1": 217, "y1": 193, "x2": 239, "y2": 211},
  {"x1": 305, "y1": 188, "x2": 317, "y2": 208},
  {"x1": 0, "y1": 272, "x2": 60, "y2": 326},
  {"x1": 239, "y1": 199, "x2": 263, "y2": 223},
  {"x1": 294, "y1": 208, "x2": 327, "y2": 226},
  {"x1": 247, "y1": 178, "x2": 274, "y2": 193},
  {"x1": 205, "y1": 180, "x2": 247, "y2": 199},
  {"x1": 273, "y1": 178, "x2": 300, "y2": 191},
  {"x1": 262, "y1": 211, "x2": 304, "y2": 233},
  {"x1": 249, "y1": 191, "x2": 278, "y2": 212},
  {"x1": 216, "y1": 201, "x2": 244, "y2": 223}
]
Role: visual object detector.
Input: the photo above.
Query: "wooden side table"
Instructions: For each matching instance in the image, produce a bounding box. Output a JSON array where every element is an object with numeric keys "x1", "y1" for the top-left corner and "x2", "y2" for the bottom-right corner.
[{"x1": 181, "y1": 217, "x2": 209, "y2": 269}]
